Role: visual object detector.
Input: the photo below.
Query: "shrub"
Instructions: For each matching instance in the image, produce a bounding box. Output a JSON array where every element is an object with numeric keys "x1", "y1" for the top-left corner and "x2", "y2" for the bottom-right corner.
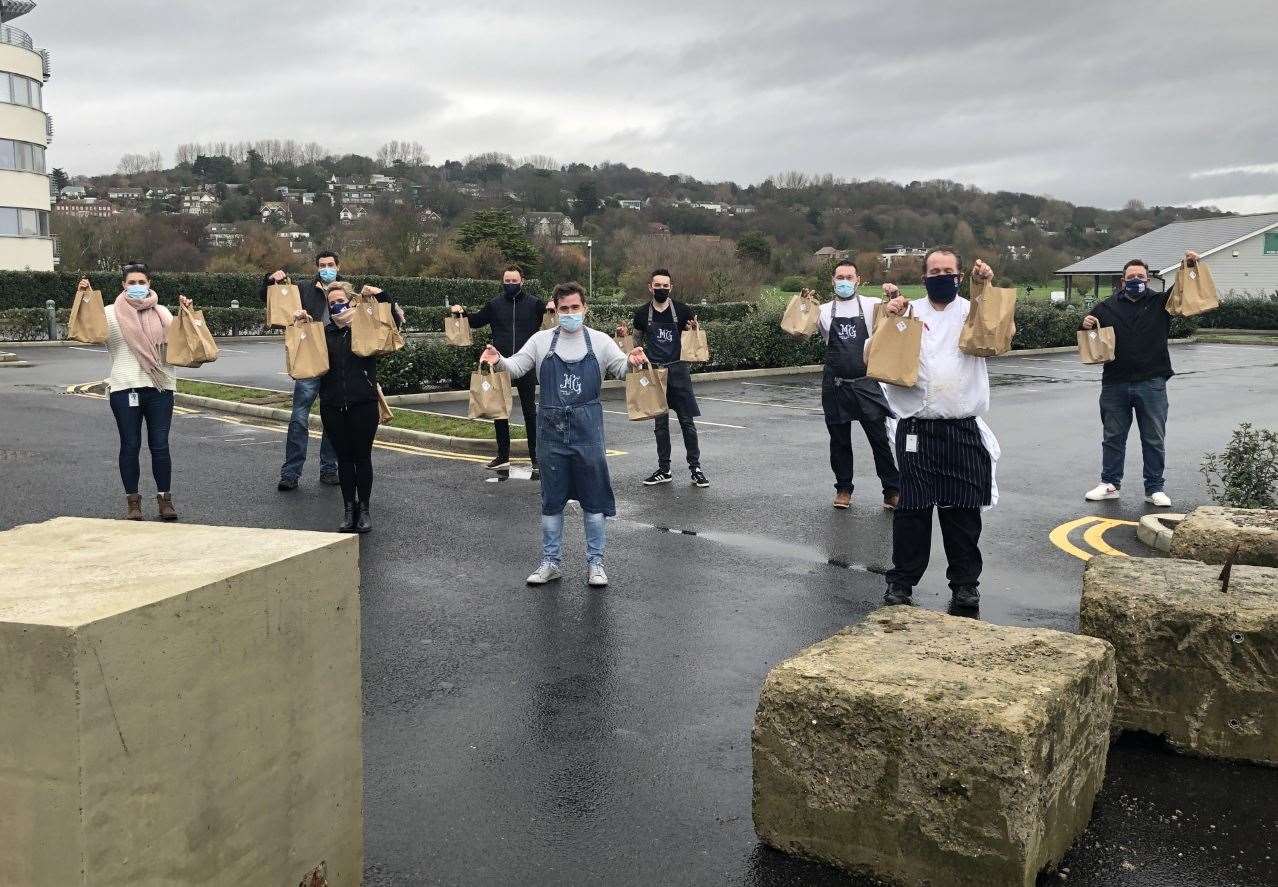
[
  {"x1": 1200, "y1": 423, "x2": 1278, "y2": 508},
  {"x1": 778, "y1": 276, "x2": 807, "y2": 292},
  {"x1": 1198, "y1": 293, "x2": 1278, "y2": 330},
  {"x1": 0, "y1": 307, "x2": 66, "y2": 340}
]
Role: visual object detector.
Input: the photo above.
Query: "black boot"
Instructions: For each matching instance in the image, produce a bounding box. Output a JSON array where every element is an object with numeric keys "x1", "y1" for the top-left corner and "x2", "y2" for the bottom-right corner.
[
  {"x1": 355, "y1": 501, "x2": 372, "y2": 534},
  {"x1": 883, "y1": 584, "x2": 914, "y2": 606},
  {"x1": 949, "y1": 585, "x2": 980, "y2": 610},
  {"x1": 339, "y1": 501, "x2": 358, "y2": 533}
]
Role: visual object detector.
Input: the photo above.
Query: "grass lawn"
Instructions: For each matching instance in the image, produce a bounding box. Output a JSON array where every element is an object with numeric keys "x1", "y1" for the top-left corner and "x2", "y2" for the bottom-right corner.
[{"x1": 177, "y1": 379, "x2": 525, "y2": 439}]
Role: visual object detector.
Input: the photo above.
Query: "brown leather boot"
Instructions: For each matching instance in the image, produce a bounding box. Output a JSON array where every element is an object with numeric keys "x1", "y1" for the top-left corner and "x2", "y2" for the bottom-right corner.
[
  {"x1": 156, "y1": 493, "x2": 178, "y2": 522},
  {"x1": 832, "y1": 490, "x2": 852, "y2": 510},
  {"x1": 125, "y1": 494, "x2": 144, "y2": 521}
]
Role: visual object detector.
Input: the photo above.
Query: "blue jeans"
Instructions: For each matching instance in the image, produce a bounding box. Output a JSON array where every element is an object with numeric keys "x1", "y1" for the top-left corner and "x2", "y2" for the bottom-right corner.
[
  {"x1": 1100, "y1": 378, "x2": 1169, "y2": 494},
  {"x1": 109, "y1": 388, "x2": 173, "y2": 494},
  {"x1": 281, "y1": 378, "x2": 337, "y2": 480},
  {"x1": 541, "y1": 511, "x2": 606, "y2": 567}
]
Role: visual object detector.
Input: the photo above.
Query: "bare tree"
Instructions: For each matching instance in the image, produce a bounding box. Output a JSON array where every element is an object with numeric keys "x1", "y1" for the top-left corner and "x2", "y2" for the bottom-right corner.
[{"x1": 376, "y1": 140, "x2": 428, "y2": 167}]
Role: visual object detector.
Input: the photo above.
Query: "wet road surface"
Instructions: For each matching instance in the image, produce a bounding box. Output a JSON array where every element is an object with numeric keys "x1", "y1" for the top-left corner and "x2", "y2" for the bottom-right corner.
[{"x1": 2, "y1": 341, "x2": 1277, "y2": 886}]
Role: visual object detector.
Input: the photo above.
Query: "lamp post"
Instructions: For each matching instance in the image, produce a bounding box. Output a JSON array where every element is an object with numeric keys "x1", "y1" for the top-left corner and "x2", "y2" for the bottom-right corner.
[{"x1": 561, "y1": 237, "x2": 593, "y2": 297}]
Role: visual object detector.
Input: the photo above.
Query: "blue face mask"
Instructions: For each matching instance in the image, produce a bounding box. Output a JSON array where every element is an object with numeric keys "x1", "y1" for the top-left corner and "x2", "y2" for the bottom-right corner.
[
  {"x1": 924, "y1": 274, "x2": 961, "y2": 304},
  {"x1": 558, "y1": 312, "x2": 584, "y2": 332},
  {"x1": 125, "y1": 284, "x2": 150, "y2": 300},
  {"x1": 329, "y1": 300, "x2": 349, "y2": 315},
  {"x1": 318, "y1": 267, "x2": 338, "y2": 283},
  {"x1": 834, "y1": 280, "x2": 857, "y2": 299},
  {"x1": 1124, "y1": 278, "x2": 1147, "y2": 296}
]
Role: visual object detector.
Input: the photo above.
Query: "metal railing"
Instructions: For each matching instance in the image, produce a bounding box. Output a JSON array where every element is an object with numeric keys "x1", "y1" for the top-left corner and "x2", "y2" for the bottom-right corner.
[
  {"x1": 39, "y1": 47, "x2": 49, "y2": 80},
  {"x1": 0, "y1": 26, "x2": 33, "y2": 51}
]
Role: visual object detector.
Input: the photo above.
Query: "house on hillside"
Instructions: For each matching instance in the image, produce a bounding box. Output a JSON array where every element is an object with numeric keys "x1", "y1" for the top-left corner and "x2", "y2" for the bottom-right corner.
[
  {"x1": 1058, "y1": 212, "x2": 1278, "y2": 300},
  {"x1": 59, "y1": 185, "x2": 87, "y2": 200},
  {"x1": 339, "y1": 206, "x2": 369, "y2": 224},
  {"x1": 107, "y1": 187, "x2": 144, "y2": 201},
  {"x1": 54, "y1": 198, "x2": 115, "y2": 219},
  {"x1": 879, "y1": 244, "x2": 928, "y2": 270},
  {"x1": 343, "y1": 190, "x2": 376, "y2": 207},
  {"x1": 205, "y1": 223, "x2": 244, "y2": 249},
  {"x1": 278, "y1": 228, "x2": 314, "y2": 255},
  {"x1": 814, "y1": 246, "x2": 851, "y2": 261},
  {"x1": 523, "y1": 212, "x2": 578, "y2": 240},
  {"x1": 181, "y1": 192, "x2": 218, "y2": 216},
  {"x1": 649, "y1": 222, "x2": 671, "y2": 237},
  {"x1": 260, "y1": 201, "x2": 291, "y2": 224},
  {"x1": 619, "y1": 199, "x2": 644, "y2": 211}
]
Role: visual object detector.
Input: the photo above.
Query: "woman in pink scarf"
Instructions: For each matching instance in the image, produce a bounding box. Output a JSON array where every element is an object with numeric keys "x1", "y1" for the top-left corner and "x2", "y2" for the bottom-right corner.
[{"x1": 92, "y1": 261, "x2": 191, "y2": 521}]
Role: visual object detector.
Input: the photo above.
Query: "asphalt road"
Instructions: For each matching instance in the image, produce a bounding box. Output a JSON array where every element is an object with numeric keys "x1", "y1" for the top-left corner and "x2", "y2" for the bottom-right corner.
[{"x1": 3, "y1": 340, "x2": 1277, "y2": 886}]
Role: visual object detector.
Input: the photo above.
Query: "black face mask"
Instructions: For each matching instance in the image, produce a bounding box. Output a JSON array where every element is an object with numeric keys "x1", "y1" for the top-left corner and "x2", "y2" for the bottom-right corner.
[
  {"x1": 652, "y1": 288, "x2": 671, "y2": 303},
  {"x1": 503, "y1": 283, "x2": 522, "y2": 299},
  {"x1": 924, "y1": 274, "x2": 961, "y2": 304}
]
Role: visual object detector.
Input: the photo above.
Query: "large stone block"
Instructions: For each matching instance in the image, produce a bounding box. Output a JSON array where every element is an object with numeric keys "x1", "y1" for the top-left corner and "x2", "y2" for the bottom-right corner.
[
  {"x1": 752, "y1": 607, "x2": 1116, "y2": 887},
  {"x1": 1080, "y1": 555, "x2": 1278, "y2": 765},
  {"x1": 0, "y1": 518, "x2": 362, "y2": 887},
  {"x1": 1169, "y1": 506, "x2": 1278, "y2": 567}
]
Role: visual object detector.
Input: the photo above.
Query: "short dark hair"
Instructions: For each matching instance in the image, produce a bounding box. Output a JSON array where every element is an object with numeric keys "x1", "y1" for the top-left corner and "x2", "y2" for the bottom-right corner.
[
  {"x1": 923, "y1": 246, "x2": 962, "y2": 272},
  {"x1": 553, "y1": 282, "x2": 587, "y2": 303},
  {"x1": 1123, "y1": 259, "x2": 1149, "y2": 274},
  {"x1": 503, "y1": 265, "x2": 523, "y2": 276},
  {"x1": 121, "y1": 261, "x2": 149, "y2": 279},
  {"x1": 833, "y1": 259, "x2": 858, "y2": 274},
  {"x1": 650, "y1": 268, "x2": 672, "y2": 282},
  {"x1": 315, "y1": 250, "x2": 339, "y2": 265}
]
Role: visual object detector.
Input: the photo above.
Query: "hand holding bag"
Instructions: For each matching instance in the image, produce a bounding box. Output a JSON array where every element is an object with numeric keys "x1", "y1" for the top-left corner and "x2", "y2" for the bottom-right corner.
[
  {"x1": 445, "y1": 309, "x2": 474, "y2": 346},
  {"x1": 626, "y1": 361, "x2": 669, "y2": 421},
  {"x1": 468, "y1": 362, "x2": 513, "y2": 420},
  {"x1": 68, "y1": 285, "x2": 108, "y2": 344},
  {"x1": 959, "y1": 276, "x2": 1017, "y2": 357},
  {"x1": 866, "y1": 305, "x2": 924, "y2": 387},
  {"x1": 285, "y1": 318, "x2": 329, "y2": 380},
  {"x1": 266, "y1": 276, "x2": 303, "y2": 329},
  {"x1": 1077, "y1": 326, "x2": 1116, "y2": 364},
  {"x1": 1166, "y1": 258, "x2": 1220, "y2": 317},
  {"x1": 165, "y1": 302, "x2": 220, "y2": 368},
  {"x1": 681, "y1": 317, "x2": 710, "y2": 364},
  {"x1": 780, "y1": 289, "x2": 822, "y2": 338},
  {"x1": 376, "y1": 384, "x2": 395, "y2": 425}
]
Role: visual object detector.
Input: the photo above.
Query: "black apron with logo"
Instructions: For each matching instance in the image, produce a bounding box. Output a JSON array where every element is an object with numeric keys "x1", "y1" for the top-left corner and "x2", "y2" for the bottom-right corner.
[
  {"x1": 821, "y1": 297, "x2": 890, "y2": 425},
  {"x1": 645, "y1": 301, "x2": 701, "y2": 418}
]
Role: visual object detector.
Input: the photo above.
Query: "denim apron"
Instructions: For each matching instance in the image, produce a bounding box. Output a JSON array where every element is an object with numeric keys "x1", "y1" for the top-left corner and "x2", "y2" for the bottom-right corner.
[
  {"x1": 538, "y1": 328, "x2": 616, "y2": 517},
  {"x1": 821, "y1": 297, "x2": 890, "y2": 425}
]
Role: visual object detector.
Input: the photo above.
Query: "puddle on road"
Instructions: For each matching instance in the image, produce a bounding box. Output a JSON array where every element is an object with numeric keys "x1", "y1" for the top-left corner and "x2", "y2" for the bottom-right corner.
[{"x1": 988, "y1": 373, "x2": 1075, "y2": 387}]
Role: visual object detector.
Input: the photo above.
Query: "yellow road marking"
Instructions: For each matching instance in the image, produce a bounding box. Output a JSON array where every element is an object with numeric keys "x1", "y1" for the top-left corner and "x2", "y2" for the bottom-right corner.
[
  {"x1": 1049, "y1": 516, "x2": 1139, "y2": 562},
  {"x1": 1082, "y1": 518, "x2": 1136, "y2": 557}
]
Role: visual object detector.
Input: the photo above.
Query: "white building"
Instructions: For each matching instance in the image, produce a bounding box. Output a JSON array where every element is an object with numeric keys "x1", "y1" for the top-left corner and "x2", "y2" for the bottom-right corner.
[
  {"x1": 1058, "y1": 212, "x2": 1278, "y2": 300},
  {"x1": 0, "y1": 2, "x2": 53, "y2": 270}
]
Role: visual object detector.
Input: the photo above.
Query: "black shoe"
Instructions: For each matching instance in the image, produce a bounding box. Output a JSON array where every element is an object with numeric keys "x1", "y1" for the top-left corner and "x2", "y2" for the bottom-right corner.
[
  {"x1": 487, "y1": 456, "x2": 511, "y2": 471},
  {"x1": 320, "y1": 470, "x2": 341, "y2": 486},
  {"x1": 950, "y1": 586, "x2": 980, "y2": 610},
  {"x1": 530, "y1": 467, "x2": 540, "y2": 481},
  {"x1": 277, "y1": 476, "x2": 299, "y2": 491},
  {"x1": 690, "y1": 467, "x2": 710, "y2": 488},
  {"x1": 355, "y1": 502, "x2": 372, "y2": 534},
  {"x1": 884, "y1": 585, "x2": 914, "y2": 606},
  {"x1": 643, "y1": 469, "x2": 673, "y2": 486},
  {"x1": 339, "y1": 502, "x2": 358, "y2": 533}
]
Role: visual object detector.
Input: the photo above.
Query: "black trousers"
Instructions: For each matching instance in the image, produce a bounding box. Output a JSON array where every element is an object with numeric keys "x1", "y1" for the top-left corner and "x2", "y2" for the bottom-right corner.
[
  {"x1": 828, "y1": 418, "x2": 899, "y2": 494},
  {"x1": 495, "y1": 374, "x2": 538, "y2": 463},
  {"x1": 886, "y1": 506, "x2": 983, "y2": 591},
  {"x1": 655, "y1": 411, "x2": 700, "y2": 471},
  {"x1": 320, "y1": 400, "x2": 380, "y2": 505}
]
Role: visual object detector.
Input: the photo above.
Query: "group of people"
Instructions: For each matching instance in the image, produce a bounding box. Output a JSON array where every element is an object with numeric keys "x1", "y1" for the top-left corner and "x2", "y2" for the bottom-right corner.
[{"x1": 96, "y1": 241, "x2": 1198, "y2": 606}]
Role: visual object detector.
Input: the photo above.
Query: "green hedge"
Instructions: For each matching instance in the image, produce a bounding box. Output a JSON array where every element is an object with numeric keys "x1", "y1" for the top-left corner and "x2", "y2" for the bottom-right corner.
[
  {"x1": 1197, "y1": 297, "x2": 1278, "y2": 330},
  {"x1": 0, "y1": 270, "x2": 544, "y2": 311}
]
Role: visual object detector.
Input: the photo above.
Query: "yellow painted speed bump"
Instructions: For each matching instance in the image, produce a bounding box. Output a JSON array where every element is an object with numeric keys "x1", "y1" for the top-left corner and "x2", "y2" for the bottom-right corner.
[{"x1": 1049, "y1": 516, "x2": 1139, "y2": 562}]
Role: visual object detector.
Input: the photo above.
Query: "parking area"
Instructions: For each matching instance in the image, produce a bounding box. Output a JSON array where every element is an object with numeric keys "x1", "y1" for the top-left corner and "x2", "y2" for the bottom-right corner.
[{"x1": 2, "y1": 340, "x2": 1277, "y2": 886}]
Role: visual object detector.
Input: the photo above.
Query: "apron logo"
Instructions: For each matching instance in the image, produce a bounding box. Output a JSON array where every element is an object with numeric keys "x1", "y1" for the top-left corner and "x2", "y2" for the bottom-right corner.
[
  {"x1": 656, "y1": 329, "x2": 674, "y2": 343},
  {"x1": 559, "y1": 373, "x2": 582, "y2": 397},
  {"x1": 837, "y1": 322, "x2": 856, "y2": 341}
]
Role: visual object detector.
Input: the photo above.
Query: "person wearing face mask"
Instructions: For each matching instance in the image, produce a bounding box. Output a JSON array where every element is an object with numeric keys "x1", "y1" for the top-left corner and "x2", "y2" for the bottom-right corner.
[
  {"x1": 481, "y1": 282, "x2": 647, "y2": 589},
  {"x1": 451, "y1": 265, "x2": 546, "y2": 476},
  {"x1": 1079, "y1": 251, "x2": 1199, "y2": 508},
  {"x1": 815, "y1": 260, "x2": 900, "y2": 510},
  {"x1": 622, "y1": 269, "x2": 710, "y2": 488},
  {"x1": 292, "y1": 281, "x2": 401, "y2": 534},
  {"x1": 878, "y1": 248, "x2": 1001, "y2": 612},
  {"x1": 261, "y1": 251, "x2": 343, "y2": 491},
  {"x1": 94, "y1": 263, "x2": 193, "y2": 521}
]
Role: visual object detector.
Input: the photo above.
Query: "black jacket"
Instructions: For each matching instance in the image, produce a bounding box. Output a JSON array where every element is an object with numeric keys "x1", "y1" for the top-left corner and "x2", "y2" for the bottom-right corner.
[
  {"x1": 319, "y1": 324, "x2": 379, "y2": 409},
  {"x1": 260, "y1": 273, "x2": 332, "y2": 321},
  {"x1": 1089, "y1": 288, "x2": 1175, "y2": 384},
  {"x1": 466, "y1": 289, "x2": 546, "y2": 357}
]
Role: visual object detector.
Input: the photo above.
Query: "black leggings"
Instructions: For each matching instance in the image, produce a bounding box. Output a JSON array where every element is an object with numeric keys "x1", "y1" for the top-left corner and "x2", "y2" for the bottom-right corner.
[
  {"x1": 495, "y1": 374, "x2": 538, "y2": 462},
  {"x1": 319, "y1": 401, "x2": 380, "y2": 505}
]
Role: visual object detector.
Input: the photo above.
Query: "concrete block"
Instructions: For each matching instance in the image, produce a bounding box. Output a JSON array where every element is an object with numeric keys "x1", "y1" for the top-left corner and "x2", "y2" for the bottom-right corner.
[
  {"x1": 1080, "y1": 555, "x2": 1278, "y2": 766},
  {"x1": 0, "y1": 517, "x2": 362, "y2": 887},
  {"x1": 752, "y1": 607, "x2": 1116, "y2": 887},
  {"x1": 1170, "y1": 506, "x2": 1278, "y2": 567}
]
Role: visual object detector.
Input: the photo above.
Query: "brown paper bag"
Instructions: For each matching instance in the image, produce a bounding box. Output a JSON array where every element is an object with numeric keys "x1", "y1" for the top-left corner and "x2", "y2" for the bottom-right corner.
[
  {"x1": 285, "y1": 319, "x2": 329, "y2": 380},
  {"x1": 866, "y1": 306, "x2": 924, "y2": 387},
  {"x1": 376, "y1": 384, "x2": 394, "y2": 425},
  {"x1": 780, "y1": 290, "x2": 821, "y2": 337},
  {"x1": 444, "y1": 310, "x2": 473, "y2": 346},
  {"x1": 165, "y1": 304, "x2": 220, "y2": 368},
  {"x1": 68, "y1": 287, "x2": 108, "y2": 344},
  {"x1": 374, "y1": 299, "x2": 405, "y2": 354},
  {"x1": 541, "y1": 305, "x2": 558, "y2": 331},
  {"x1": 1077, "y1": 327, "x2": 1116, "y2": 365},
  {"x1": 871, "y1": 300, "x2": 890, "y2": 332},
  {"x1": 349, "y1": 295, "x2": 403, "y2": 358},
  {"x1": 959, "y1": 277, "x2": 1018, "y2": 357},
  {"x1": 615, "y1": 331, "x2": 635, "y2": 352},
  {"x1": 626, "y1": 362, "x2": 669, "y2": 421},
  {"x1": 468, "y1": 363, "x2": 513, "y2": 420},
  {"x1": 266, "y1": 277, "x2": 303, "y2": 329},
  {"x1": 681, "y1": 318, "x2": 710, "y2": 364},
  {"x1": 1167, "y1": 260, "x2": 1220, "y2": 317}
]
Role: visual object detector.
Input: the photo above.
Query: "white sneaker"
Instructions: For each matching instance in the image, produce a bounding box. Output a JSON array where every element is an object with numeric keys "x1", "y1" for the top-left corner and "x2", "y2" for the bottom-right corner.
[
  {"x1": 587, "y1": 562, "x2": 609, "y2": 587},
  {"x1": 1145, "y1": 491, "x2": 1172, "y2": 508},
  {"x1": 1085, "y1": 483, "x2": 1120, "y2": 501},
  {"x1": 526, "y1": 562, "x2": 562, "y2": 585}
]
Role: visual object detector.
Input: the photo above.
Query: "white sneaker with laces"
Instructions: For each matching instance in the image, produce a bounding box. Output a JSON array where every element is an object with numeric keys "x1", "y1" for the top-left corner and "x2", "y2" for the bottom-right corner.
[
  {"x1": 587, "y1": 562, "x2": 609, "y2": 587},
  {"x1": 1145, "y1": 491, "x2": 1172, "y2": 507},
  {"x1": 526, "y1": 562, "x2": 562, "y2": 585},
  {"x1": 1085, "y1": 483, "x2": 1120, "y2": 501}
]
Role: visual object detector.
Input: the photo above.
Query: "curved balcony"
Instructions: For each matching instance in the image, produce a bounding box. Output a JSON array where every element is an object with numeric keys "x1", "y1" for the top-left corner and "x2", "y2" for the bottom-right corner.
[{"x1": 0, "y1": 26, "x2": 32, "y2": 51}]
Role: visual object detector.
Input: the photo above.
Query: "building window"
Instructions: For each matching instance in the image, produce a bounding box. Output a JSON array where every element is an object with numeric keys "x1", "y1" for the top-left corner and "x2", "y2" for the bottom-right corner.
[
  {"x1": 1265, "y1": 232, "x2": 1278, "y2": 255},
  {"x1": 0, "y1": 205, "x2": 49, "y2": 237},
  {"x1": 0, "y1": 138, "x2": 47, "y2": 173},
  {"x1": 1, "y1": 72, "x2": 43, "y2": 110}
]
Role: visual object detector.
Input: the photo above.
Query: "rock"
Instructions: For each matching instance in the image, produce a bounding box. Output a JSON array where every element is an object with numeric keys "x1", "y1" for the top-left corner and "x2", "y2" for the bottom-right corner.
[
  {"x1": 752, "y1": 607, "x2": 1116, "y2": 887},
  {"x1": 1080, "y1": 555, "x2": 1278, "y2": 766},
  {"x1": 1170, "y1": 506, "x2": 1278, "y2": 567}
]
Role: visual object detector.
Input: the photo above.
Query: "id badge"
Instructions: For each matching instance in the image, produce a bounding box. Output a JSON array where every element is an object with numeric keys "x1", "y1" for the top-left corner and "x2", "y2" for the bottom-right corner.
[
  {"x1": 128, "y1": 391, "x2": 140, "y2": 408},
  {"x1": 905, "y1": 434, "x2": 919, "y2": 453}
]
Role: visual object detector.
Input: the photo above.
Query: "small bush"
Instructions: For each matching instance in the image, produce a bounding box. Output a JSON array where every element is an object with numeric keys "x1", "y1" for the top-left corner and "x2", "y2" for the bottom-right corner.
[
  {"x1": 1200, "y1": 423, "x2": 1278, "y2": 508},
  {"x1": 778, "y1": 276, "x2": 807, "y2": 293},
  {"x1": 1198, "y1": 293, "x2": 1278, "y2": 330}
]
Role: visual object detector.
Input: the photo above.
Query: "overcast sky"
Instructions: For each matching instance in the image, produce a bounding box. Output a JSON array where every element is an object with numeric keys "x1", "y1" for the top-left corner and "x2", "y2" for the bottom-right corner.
[{"x1": 22, "y1": 0, "x2": 1278, "y2": 212}]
